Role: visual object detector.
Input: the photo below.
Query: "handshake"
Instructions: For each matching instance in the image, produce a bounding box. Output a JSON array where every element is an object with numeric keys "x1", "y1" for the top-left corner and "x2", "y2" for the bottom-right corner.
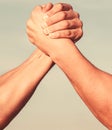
[
  {"x1": 2, "y1": 2, "x2": 111, "y2": 130},
  {"x1": 26, "y1": 3, "x2": 112, "y2": 129},
  {"x1": 0, "y1": 3, "x2": 83, "y2": 129},
  {"x1": 26, "y1": 2, "x2": 83, "y2": 57}
]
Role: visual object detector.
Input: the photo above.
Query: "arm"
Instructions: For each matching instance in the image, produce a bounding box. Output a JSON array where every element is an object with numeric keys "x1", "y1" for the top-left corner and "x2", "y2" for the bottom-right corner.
[
  {"x1": 0, "y1": 3, "x2": 82, "y2": 129},
  {"x1": 27, "y1": 4, "x2": 112, "y2": 130},
  {"x1": 51, "y1": 41, "x2": 112, "y2": 130},
  {"x1": 42, "y1": 3, "x2": 82, "y2": 42},
  {"x1": 0, "y1": 49, "x2": 53, "y2": 129},
  {"x1": 27, "y1": 3, "x2": 82, "y2": 46}
]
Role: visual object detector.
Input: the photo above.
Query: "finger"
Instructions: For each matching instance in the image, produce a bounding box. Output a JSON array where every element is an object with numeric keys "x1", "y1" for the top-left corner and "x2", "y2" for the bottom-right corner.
[
  {"x1": 46, "y1": 3, "x2": 73, "y2": 17},
  {"x1": 26, "y1": 28, "x2": 34, "y2": 41},
  {"x1": 26, "y1": 19, "x2": 35, "y2": 32},
  {"x1": 43, "y1": 19, "x2": 82, "y2": 35},
  {"x1": 33, "y1": 5, "x2": 42, "y2": 13},
  {"x1": 42, "y1": 3, "x2": 53, "y2": 13},
  {"x1": 48, "y1": 28, "x2": 83, "y2": 42},
  {"x1": 45, "y1": 9, "x2": 76, "y2": 26},
  {"x1": 72, "y1": 28, "x2": 83, "y2": 42},
  {"x1": 29, "y1": 37, "x2": 35, "y2": 44},
  {"x1": 26, "y1": 19, "x2": 36, "y2": 43},
  {"x1": 27, "y1": 33, "x2": 35, "y2": 44}
]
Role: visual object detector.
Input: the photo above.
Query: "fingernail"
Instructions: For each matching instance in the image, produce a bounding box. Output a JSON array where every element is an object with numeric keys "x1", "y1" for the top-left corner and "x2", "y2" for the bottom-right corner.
[
  {"x1": 42, "y1": 4, "x2": 46, "y2": 8},
  {"x1": 41, "y1": 22, "x2": 48, "y2": 29},
  {"x1": 43, "y1": 14, "x2": 49, "y2": 21},
  {"x1": 43, "y1": 28, "x2": 50, "y2": 35},
  {"x1": 49, "y1": 32, "x2": 59, "y2": 38}
]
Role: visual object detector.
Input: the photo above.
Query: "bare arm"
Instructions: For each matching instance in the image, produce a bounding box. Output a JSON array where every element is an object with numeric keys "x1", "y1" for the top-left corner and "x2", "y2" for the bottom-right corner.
[
  {"x1": 0, "y1": 49, "x2": 53, "y2": 129},
  {"x1": 51, "y1": 41, "x2": 112, "y2": 130},
  {"x1": 0, "y1": 3, "x2": 82, "y2": 129},
  {"x1": 27, "y1": 4, "x2": 112, "y2": 130}
]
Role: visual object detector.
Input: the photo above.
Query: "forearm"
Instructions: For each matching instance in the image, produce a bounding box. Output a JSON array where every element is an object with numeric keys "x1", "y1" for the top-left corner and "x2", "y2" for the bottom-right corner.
[
  {"x1": 49, "y1": 39, "x2": 112, "y2": 129},
  {"x1": 0, "y1": 49, "x2": 53, "y2": 129}
]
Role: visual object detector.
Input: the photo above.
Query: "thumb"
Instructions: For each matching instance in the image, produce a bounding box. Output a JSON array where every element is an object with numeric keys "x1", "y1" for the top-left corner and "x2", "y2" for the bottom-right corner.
[{"x1": 42, "y1": 3, "x2": 53, "y2": 13}]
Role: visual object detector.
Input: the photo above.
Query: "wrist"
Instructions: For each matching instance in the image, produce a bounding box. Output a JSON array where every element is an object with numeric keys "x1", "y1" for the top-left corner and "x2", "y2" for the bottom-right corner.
[
  {"x1": 49, "y1": 39, "x2": 74, "y2": 62},
  {"x1": 29, "y1": 49, "x2": 52, "y2": 63}
]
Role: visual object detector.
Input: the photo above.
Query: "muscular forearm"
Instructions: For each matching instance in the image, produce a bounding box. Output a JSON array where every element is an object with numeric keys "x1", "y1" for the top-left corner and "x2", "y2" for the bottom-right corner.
[
  {"x1": 0, "y1": 49, "x2": 53, "y2": 129},
  {"x1": 26, "y1": 3, "x2": 112, "y2": 128},
  {"x1": 48, "y1": 39, "x2": 112, "y2": 129}
]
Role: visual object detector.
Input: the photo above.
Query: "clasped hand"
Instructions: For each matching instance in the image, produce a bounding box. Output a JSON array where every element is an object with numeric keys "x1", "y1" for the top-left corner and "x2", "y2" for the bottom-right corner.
[{"x1": 27, "y1": 3, "x2": 83, "y2": 56}]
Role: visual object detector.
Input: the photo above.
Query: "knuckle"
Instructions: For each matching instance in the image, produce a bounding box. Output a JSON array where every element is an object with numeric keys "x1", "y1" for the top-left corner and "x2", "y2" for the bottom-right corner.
[
  {"x1": 31, "y1": 10, "x2": 36, "y2": 18},
  {"x1": 55, "y1": 32, "x2": 61, "y2": 38},
  {"x1": 57, "y1": 3, "x2": 64, "y2": 11},
  {"x1": 76, "y1": 18, "x2": 83, "y2": 28},
  {"x1": 45, "y1": 18, "x2": 51, "y2": 25},
  {"x1": 78, "y1": 20, "x2": 83, "y2": 28},
  {"x1": 64, "y1": 30, "x2": 71, "y2": 37},
  {"x1": 34, "y1": 6, "x2": 41, "y2": 11},
  {"x1": 46, "y1": 18, "x2": 55, "y2": 26},
  {"x1": 32, "y1": 6, "x2": 41, "y2": 16},
  {"x1": 60, "y1": 12, "x2": 67, "y2": 19},
  {"x1": 80, "y1": 29, "x2": 83, "y2": 37},
  {"x1": 75, "y1": 12, "x2": 80, "y2": 18},
  {"x1": 63, "y1": 21, "x2": 70, "y2": 28},
  {"x1": 77, "y1": 28, "x2": 83, "y2": 38},
  {"x1": 26, "y1": 19, "x2": 31, "y2": 28},
  {"x1": 66, "y1": 30, "x2": 72, "y2": 37},
  {"x1": 80, "y1": 20, "x2": 83, "y2": 28},
  {"x1": 72, "y1": 28, "x2": 83, "y2": 42},
  {"x1": 58, "y1": 30, "x2": 72, "y2": 38}
]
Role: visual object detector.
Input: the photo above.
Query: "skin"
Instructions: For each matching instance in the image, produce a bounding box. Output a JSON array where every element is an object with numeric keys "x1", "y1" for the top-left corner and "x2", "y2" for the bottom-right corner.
[
  {"x1": 27, "y1": 3, "x2": 82, "y2": 44},
  {"x1": 27, "y1": 3, "x2": 112, "y2": 130},
  {"x1": 0, "y1": 49, "x2": 53, "y2": 129},
  {"x1": 0, "y1": 3, "x2": 82, "y2": 130}
]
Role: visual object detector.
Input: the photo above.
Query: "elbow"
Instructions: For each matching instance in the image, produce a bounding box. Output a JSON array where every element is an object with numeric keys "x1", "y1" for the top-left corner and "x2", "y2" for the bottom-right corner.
[
  {"x1": 104, "y1": 115, "x2": 112, "y2": 130},
  {"x1": 0, "y1": 109, "x2": 14, "y2": 130},
  {"x1": 95, "y1": 106, "x2": 112, "y2": 130},
  {"x1": 0, "y1": 117, "x2": 9, "y2": 130},
  {"x1": 0, "y1": 102, "x2": 13, "y2": 130}
]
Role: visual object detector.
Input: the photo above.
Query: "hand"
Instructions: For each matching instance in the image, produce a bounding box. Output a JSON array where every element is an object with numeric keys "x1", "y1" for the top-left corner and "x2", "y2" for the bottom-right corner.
[
  {"x1": 27, "y1": 3, "x2": 83, "y2": 44},
  {"x1": 26, "y1": 3, "x2": 81, "y2": 57},
  {"x1": 26, "y1": 4, "x2": 53, "y2": 55},
  {"x1": 42, "y1": 3, "x2": 83, "y2": 42}
]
